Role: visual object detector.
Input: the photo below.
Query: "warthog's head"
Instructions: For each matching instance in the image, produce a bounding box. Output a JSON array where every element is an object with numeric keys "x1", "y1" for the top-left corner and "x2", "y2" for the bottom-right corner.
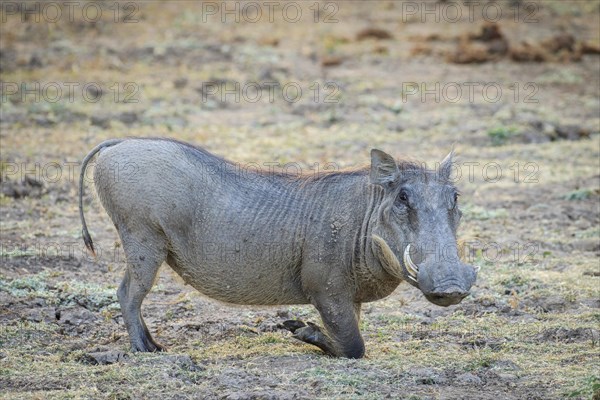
[{"x1": 369, "y1": 149, "x2": 478, "y2": 307}]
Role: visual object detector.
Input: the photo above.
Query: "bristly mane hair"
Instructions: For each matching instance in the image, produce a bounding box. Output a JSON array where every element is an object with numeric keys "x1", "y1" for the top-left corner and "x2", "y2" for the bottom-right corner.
[
  {"x1": 140, "y1": 137, "x2": 431, "y2": 183},
  {"x1": 298, "y1": 158, "x2": 428, "y2": 183}
]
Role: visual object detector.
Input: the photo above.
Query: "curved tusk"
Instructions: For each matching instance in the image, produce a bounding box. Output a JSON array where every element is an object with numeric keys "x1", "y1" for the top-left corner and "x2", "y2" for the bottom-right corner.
[
  {"x1": 474, "y1": 265, "x2": 481, "y2": 274},
  {"x1": 403, "y1": 244, "x2": 419, "y2": 278}
]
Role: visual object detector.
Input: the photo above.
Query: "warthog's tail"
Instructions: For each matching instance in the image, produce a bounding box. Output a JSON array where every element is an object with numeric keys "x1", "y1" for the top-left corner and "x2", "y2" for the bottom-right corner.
[{"x1": 79, "y1": 139, "x2": 126, "y2": 257}]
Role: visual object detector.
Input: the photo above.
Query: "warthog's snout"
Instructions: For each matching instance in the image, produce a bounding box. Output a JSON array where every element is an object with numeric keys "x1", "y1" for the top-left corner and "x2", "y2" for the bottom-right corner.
[
  {"x1": 418, "y1": 263, "x2": 477, "y2": 307},
  {"x1": 403, "y1": 245, "x2": 478, "y2": 307},
  {"x1": 424, "y1": 286, "x2": 470, "y2": 307}
]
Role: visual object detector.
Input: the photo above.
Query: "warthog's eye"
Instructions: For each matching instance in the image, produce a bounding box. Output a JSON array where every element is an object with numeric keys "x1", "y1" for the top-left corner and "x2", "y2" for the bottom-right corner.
[
  {"x1": 397, "y1": 190, "x2": 409, "y2": 204},
  {"x1": 451, "y1": 192, "x2": 460, "y2": 209}
]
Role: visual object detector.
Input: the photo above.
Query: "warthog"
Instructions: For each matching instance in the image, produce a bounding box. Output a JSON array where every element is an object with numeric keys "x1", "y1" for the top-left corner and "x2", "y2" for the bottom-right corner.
[{"x1": 79, "y1": 138, "x2": 478, "y2": 358}]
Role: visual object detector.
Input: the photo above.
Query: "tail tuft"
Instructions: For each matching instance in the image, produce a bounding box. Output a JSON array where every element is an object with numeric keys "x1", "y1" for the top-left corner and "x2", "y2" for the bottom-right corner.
[
  {"x1": 79, "y1": 139, "x2": 124, "y2": 261},
  {"x1": 82, "y1": 228, "x2": 96, "y2": 257}
]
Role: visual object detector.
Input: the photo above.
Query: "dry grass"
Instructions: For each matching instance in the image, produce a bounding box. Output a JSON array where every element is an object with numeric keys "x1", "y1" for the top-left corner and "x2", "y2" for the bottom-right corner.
[{"x1": 1, "y1": 1, "x2": 599, "y2": 399}]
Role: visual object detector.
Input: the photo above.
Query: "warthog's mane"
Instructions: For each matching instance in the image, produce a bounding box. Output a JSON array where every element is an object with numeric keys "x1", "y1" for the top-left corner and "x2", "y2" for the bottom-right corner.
[{"x1": 144, "y1": 137, "x2": 432, "y2": 184}]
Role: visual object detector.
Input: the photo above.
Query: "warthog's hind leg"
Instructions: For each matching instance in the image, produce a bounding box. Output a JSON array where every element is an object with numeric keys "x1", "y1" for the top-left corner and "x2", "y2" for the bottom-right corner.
[{"x1": 117, "y1": 231, "x2": 167, "y2": 352}]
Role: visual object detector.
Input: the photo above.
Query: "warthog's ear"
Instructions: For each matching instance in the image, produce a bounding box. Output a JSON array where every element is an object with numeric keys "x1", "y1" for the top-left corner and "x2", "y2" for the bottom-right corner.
[
  {"x1": 438, "y1": 150, "x2": 455, "y2": 181},
  {"x1": 370, "y1": 149, "x2": 399, "y2": 186}
]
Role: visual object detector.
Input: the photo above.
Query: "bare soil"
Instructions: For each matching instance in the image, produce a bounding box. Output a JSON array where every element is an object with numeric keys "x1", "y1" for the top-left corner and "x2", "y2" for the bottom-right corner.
[{"x1": 1, "y1": 1, "x2": 599, "y2": 399}]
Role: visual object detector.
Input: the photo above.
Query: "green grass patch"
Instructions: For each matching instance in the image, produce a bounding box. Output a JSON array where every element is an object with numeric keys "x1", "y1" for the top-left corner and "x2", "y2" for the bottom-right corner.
[
  {"x1": 575, "y1": 227, "x2": 600, "y2": 239},
  {"x1": 462, "y1": 204, "x2": 509, "y2": 221},
  {"x1": 564, "y1": 188, "x2": 599, "y2": 201},
  {"x1": 487, "y1": 126, "x2": 518, "y2": 146},
  {"x1": 565, "y1": 375, "x2": 600, "y2": 399},
  {"x1": 0, "y1": 272, "x2": 119, "y2": 311}
]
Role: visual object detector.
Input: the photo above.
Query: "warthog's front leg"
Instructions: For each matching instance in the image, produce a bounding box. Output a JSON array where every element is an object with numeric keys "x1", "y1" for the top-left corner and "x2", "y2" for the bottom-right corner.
[
  {"x1": 282, "y1": 299, "x2": 364, "y2": 358},
  {"x1": 280, "y1": 320, "x2": 336, "y2": 354}
]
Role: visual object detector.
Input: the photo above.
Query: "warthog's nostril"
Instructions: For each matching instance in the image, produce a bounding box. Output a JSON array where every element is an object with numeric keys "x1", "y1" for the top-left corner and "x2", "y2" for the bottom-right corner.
[
  {"x1": 425, "y1": 290, "x2": 470, "y2": 307},
  {"x1": 429, "y1": 291, "x2": 469, "y2": 301}
]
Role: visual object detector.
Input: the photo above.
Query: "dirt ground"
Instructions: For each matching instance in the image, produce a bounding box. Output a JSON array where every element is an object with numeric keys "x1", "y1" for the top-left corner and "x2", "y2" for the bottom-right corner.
[{"x1": 1, "y1": 1, "x2": 599, "y2": 399}]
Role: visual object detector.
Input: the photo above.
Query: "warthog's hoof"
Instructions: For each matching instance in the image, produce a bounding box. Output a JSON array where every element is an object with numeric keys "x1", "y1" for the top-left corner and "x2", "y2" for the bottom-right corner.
[
  {"x1": 278, "y1": 319, "x2": 307, "y2": 333},
  {"x1": 132, "y1": 337, "x2": 166, "y2": 353},
  {"x1": 279, "y1": 319, "x2": 330, "y2": 351}
]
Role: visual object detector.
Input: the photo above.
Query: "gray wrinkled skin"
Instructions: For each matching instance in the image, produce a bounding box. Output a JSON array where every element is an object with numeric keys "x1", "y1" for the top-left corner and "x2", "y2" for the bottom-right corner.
[{"x1": 79, "y1": 138, "x2": 478, "y2": 358}]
